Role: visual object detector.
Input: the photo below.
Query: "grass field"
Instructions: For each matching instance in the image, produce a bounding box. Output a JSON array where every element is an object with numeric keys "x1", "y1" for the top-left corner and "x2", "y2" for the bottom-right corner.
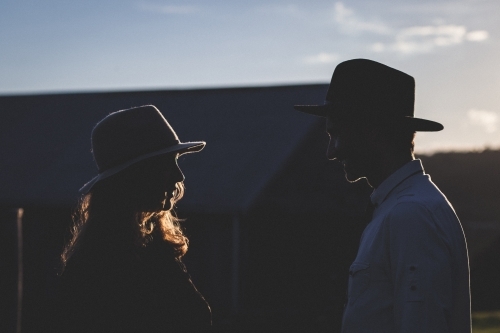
[{"x1": 473, "y1": 311, "x2": 500, "y2": 333}]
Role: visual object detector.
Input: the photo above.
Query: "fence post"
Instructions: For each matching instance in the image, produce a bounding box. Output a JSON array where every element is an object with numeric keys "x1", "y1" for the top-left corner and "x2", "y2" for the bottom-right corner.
[
  {"x1": 16, "y1": 208, "x2": 24, "y2": 333},
  {"x1": 231, "y1": 214, "x2": 240, "y2": 313}
]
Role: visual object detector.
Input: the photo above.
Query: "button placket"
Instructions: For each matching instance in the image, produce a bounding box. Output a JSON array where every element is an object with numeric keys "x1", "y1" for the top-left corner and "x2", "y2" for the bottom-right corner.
[{"x1": 407, "y1": 264, "x2": 422, "y2": 301}]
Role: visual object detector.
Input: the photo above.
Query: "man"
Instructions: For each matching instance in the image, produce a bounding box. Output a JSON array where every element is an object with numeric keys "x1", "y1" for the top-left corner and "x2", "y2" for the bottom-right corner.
[{"x1": 294, "y1": 59, "x2": 471, "y2": 332}]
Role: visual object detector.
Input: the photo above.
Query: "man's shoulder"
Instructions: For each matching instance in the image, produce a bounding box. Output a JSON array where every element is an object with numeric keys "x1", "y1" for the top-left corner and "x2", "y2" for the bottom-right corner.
[
  {"x1": 379, "y1": 173, "x2": 461, "y2": 231},
  {"x1": 394, "y1": 173, "x2": 454, "y2": 210}
]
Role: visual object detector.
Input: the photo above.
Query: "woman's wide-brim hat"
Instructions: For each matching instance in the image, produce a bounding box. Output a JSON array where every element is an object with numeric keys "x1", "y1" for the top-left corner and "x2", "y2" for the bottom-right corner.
[
  {"x1": 294, "y1": 58, "x2": 444, "y2": 132},
  {"x1": 79, "y1": 105, "x2": 205, "y2": 194}
]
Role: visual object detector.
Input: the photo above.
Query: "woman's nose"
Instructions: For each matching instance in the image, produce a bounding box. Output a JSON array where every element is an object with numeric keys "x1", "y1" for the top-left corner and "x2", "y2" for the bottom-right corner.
[{"x1": 175, "y1": 165, "x2": 185, "y2": 183}]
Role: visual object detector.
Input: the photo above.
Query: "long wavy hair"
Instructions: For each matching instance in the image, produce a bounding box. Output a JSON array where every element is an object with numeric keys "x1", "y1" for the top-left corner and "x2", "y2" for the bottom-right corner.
[{"x1": 61, "y1": 157, "x2": 188, "y2": 272}]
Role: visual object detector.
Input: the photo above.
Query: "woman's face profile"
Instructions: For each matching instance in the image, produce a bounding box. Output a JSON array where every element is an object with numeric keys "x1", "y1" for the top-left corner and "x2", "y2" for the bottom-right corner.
[{"x1": 135, "y1": 153, "x2": 185, "y2": 212}]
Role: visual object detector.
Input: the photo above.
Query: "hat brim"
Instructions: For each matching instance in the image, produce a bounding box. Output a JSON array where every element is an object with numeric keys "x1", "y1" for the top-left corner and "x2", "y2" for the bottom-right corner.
[
  {"x1": 79, "y1": 141, "x2": 205, "y2": 194},
  {"x1": 294, "y1": 104, "x2": 331, "y2": 117},
  {"x1": 293, "y1": 105, "x2": 443, "y2": 132},
  {"x1": 400, "y1": 116, "x2": 444, "y2": 132}
]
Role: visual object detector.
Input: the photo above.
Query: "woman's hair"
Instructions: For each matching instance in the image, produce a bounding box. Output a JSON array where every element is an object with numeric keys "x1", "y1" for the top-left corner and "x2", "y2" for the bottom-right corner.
[{"x1": 61, "y1": 158, "x2": 188, "y2": 271}]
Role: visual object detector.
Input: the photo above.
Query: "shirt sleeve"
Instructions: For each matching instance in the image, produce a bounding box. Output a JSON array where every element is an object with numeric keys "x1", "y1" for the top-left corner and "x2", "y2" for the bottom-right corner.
[{"x1": 386, "y1": 202, "x2": 453, "y2": 333}]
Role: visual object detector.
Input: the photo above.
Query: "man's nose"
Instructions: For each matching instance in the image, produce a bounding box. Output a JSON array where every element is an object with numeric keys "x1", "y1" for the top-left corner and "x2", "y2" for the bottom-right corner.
[{"x1": 327, "y1": 137, "x2": 339, "y2": 160}]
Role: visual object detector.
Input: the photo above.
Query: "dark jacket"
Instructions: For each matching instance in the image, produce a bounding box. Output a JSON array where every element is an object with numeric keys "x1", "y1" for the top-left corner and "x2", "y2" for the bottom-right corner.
[{"x1": 54, "y1": 239, "x2": 211, "y2": 332}]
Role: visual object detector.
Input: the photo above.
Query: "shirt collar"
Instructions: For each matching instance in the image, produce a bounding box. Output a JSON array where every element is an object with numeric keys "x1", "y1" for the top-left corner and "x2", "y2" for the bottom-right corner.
[{"x1": 370, "y1": 159, "x2": 424, "y2": 207}]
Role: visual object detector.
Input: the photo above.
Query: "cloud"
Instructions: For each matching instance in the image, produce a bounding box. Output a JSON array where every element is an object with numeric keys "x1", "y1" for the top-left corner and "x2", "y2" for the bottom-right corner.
[
  {"x1": 333, "y1": 2, "x2": 391, "y2": 35},
  {"x1": 304, "y1": 52, "x2": 339, "y2": 65},
  {"x1": 139, "y1": 3, "x2": 199, "y2": 14},
  {"x1": 394, "y1": 24, "x2": 466, "y2": 54},
  {"x1": 371, "y1": 42, "x2": 386, "y2": 52},
  {"x1": 372, "y1": 25, "x2": 489, "y2": 55},
  {"x1": 466, "y1": 30, "x2": 489, "y2": 42},
  {"x1": 467, "y1": 109, "x2": 498, "y2": 133}
]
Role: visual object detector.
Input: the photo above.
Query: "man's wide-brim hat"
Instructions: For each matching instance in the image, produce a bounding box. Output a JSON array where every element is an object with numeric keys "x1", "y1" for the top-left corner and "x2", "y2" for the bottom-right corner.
[
  {"x1": 294, "y1": 58, "x2": 443, "y2": 131},
  {"x1": 79, "y1": 105, "x2": 205, "y2": 194}
]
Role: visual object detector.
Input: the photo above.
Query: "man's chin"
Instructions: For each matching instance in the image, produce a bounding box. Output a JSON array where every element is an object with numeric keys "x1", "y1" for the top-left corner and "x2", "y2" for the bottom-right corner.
[{"x1": 344, "y1": 169, "x2": 366, "y2": 183}]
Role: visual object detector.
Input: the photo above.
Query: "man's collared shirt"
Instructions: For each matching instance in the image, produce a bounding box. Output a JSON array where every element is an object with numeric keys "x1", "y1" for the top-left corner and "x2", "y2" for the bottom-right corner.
[{"x1": 342, "y1": 160, "x2": 471, "y2": 333}]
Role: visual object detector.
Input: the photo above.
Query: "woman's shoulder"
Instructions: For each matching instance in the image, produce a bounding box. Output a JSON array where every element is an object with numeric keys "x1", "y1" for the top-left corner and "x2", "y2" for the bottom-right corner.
[
  {"x1": 137, "y1": 241, "x2": 212, "y2": 329},
  {"x1": 137, "y1": 240, "x2": 186, "y2": 279},
  {"x1": 59, "y1": 239, "x2": 211, "y2": 331},
  {"x1": 62, "y1": 242, "x2": 143, "y2": 286}
]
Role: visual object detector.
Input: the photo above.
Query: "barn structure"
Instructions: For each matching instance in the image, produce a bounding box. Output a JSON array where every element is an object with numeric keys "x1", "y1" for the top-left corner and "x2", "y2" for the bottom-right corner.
[{"x1": 0, "y1": 85, "x2": 372, "y2": 332}]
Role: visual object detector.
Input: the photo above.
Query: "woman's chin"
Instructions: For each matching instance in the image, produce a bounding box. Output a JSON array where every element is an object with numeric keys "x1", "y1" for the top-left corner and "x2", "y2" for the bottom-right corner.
[
  {"x1": 161, "y1": 199, "x2": 173, "y2": 211},
  {"x1": 140, "y1": 200, "x2": 171, "y2": 213}
]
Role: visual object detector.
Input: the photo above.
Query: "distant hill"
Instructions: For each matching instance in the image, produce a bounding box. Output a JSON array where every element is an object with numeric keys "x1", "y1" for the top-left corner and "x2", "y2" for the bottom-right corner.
[
  {"x1": 418, "y1": 149, "x2": 500, "y2": 222},
  {"x1": 418, "y1": 149, "x2": 500, "y2": 258}
]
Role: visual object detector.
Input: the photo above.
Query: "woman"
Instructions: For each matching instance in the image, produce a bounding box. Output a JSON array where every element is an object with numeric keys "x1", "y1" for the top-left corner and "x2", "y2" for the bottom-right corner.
[{"x1": 56, "y1": 105, "x2": 211, "y2": 332}]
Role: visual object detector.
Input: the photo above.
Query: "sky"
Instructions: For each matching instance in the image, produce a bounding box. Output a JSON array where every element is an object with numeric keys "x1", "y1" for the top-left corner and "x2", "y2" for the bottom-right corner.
[{"x1": 1, "y1": 0, "x2": 499, "y2": 153}]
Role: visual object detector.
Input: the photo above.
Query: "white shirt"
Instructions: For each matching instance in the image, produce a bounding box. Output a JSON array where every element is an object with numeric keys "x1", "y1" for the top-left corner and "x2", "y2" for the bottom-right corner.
[{"x1": 342, "y1": 160, "x2": 471, "y2": 333}]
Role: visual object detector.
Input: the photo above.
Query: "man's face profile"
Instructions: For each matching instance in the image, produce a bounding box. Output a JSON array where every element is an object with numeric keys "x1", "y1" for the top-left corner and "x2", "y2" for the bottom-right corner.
[{"x1": 326, "y1": 117, "x2": 374, "y2": 183}]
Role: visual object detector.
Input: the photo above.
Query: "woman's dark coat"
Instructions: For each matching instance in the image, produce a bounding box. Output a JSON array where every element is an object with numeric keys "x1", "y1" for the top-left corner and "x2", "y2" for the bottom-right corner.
[{"x1": 54, "y1": 239, "x2": 211, "y2": 332}]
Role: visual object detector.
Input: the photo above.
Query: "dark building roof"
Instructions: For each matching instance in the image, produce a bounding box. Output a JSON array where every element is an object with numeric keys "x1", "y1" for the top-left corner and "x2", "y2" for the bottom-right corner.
[{"x1": 1, "y1": 84, "x2": 344, "y2": 214}]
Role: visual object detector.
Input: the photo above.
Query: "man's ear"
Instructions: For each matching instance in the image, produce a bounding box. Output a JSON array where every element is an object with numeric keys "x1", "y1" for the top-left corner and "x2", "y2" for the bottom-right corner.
[{"x1": 366, "y1": 125, "x2": 388, "y2": 155}]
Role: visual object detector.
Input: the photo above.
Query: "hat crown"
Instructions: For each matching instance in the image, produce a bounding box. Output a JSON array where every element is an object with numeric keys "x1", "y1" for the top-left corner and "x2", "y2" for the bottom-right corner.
[
  {"x1": 326, "y1": 59, "x2": 415, "y2": 120},
  {"x1": 91, "y1": 105, "x2": 180, "y2": 172},
  {"x1": 293, "y1": 58, "x2": 443, "y2": 131}
]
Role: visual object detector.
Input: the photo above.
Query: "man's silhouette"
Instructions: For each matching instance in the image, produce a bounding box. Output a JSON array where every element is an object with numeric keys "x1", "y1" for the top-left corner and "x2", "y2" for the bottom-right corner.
[{"x1": 295, "y1": 59, "x2": 471, "y2": 332}]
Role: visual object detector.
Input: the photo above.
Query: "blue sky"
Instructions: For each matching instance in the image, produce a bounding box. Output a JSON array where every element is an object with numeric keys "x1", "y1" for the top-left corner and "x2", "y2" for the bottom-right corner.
[{"x1": 1, "y1": 0, "x2": 499, "y2": 153}]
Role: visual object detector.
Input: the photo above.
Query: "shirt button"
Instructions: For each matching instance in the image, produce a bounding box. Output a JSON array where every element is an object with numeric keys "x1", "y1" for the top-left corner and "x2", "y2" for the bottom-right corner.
[{"x1": 410, "y1": 285, "x2": 417, "y2": 291}]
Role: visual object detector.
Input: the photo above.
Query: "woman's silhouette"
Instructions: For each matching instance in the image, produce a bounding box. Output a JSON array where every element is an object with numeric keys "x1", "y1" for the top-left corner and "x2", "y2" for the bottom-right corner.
[{"x1": 55, "y1": 105, "x2": 211, "y2": 332}]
